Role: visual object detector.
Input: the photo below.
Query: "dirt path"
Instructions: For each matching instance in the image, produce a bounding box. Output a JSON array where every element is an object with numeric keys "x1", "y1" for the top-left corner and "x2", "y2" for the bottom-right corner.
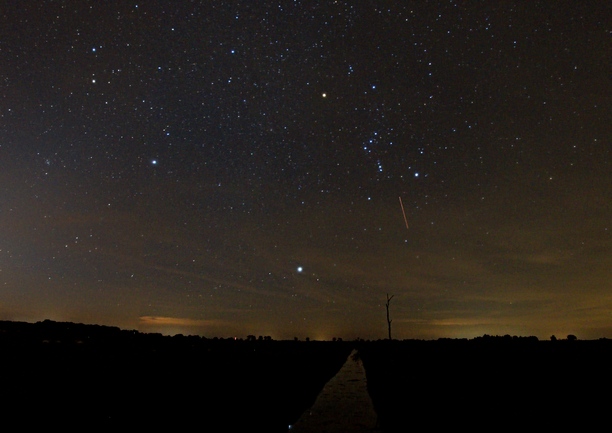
[{"x1": 289, "y1": 349, "x2": 381, "y2": 432}]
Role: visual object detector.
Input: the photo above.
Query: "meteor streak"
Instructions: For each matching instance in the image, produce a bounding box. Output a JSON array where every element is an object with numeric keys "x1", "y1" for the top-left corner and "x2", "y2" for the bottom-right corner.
[{"x1": 399, "y1": 196, "x2": 409, "y2": 229}]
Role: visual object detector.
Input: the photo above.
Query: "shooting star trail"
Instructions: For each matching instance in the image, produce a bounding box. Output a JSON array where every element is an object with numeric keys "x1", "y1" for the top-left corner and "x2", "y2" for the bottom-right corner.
[{"x1": 399, "y1": 196, "x2": 409, "y2": 229}]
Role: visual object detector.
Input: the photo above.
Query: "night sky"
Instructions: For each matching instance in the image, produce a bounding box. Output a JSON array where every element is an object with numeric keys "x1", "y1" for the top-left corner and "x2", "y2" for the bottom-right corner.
[{"x1": 1, "y1": 1, "x2": 610, "y2": 340}]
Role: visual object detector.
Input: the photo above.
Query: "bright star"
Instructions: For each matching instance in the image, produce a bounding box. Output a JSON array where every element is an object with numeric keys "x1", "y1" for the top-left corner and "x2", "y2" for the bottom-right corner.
[{"x1": 297, "y1": 266, "x2": 303, "y2": 273}]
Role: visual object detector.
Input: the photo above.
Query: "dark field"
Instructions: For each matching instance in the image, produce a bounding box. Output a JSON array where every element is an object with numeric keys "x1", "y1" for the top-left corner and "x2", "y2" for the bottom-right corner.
[
  {"x1": 3, "y1": 321, "x2": 611, "y2": 432},
  {"x1": 358, "y1": 337, "x2": 612, "y2": 431},
  {"x1": 1, "y1": 320, "x2": 351, "y2": 431}
]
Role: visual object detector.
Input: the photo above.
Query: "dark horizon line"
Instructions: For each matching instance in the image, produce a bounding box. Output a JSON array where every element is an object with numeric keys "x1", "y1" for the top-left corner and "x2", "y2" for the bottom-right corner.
[{"x1": 0, "y1": 318, "x2": 601, "y2": 343}]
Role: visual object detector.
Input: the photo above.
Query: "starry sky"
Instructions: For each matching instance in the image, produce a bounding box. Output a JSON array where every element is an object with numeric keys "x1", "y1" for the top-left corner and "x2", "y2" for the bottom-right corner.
[{"x1": 1, "y1": 1, "x2": 610, "y2": 340}]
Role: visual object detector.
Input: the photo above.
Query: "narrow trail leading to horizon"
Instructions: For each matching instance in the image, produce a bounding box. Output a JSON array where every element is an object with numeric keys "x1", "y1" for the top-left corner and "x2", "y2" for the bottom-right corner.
[{"x1": 289, "y1": 349, "x2": 381, "y2": 433}]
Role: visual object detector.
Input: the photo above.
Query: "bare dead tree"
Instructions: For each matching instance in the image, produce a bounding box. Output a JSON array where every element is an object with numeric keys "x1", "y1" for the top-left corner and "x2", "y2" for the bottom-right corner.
[{"x1": 386, "y1": 293, "x2": 394, "y2": 340}]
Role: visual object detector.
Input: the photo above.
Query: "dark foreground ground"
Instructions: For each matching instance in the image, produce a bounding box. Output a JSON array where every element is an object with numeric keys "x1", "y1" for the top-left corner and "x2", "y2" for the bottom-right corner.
[
  {"x1": 0, "y1": 320, "x2": 351, "y2": 431},
  {"x1": 358, "y1": 336, "x2": 612, "y2": 431},
  {"x1": 3, "y1": 321, "x2": 612, "y2": 432}
]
